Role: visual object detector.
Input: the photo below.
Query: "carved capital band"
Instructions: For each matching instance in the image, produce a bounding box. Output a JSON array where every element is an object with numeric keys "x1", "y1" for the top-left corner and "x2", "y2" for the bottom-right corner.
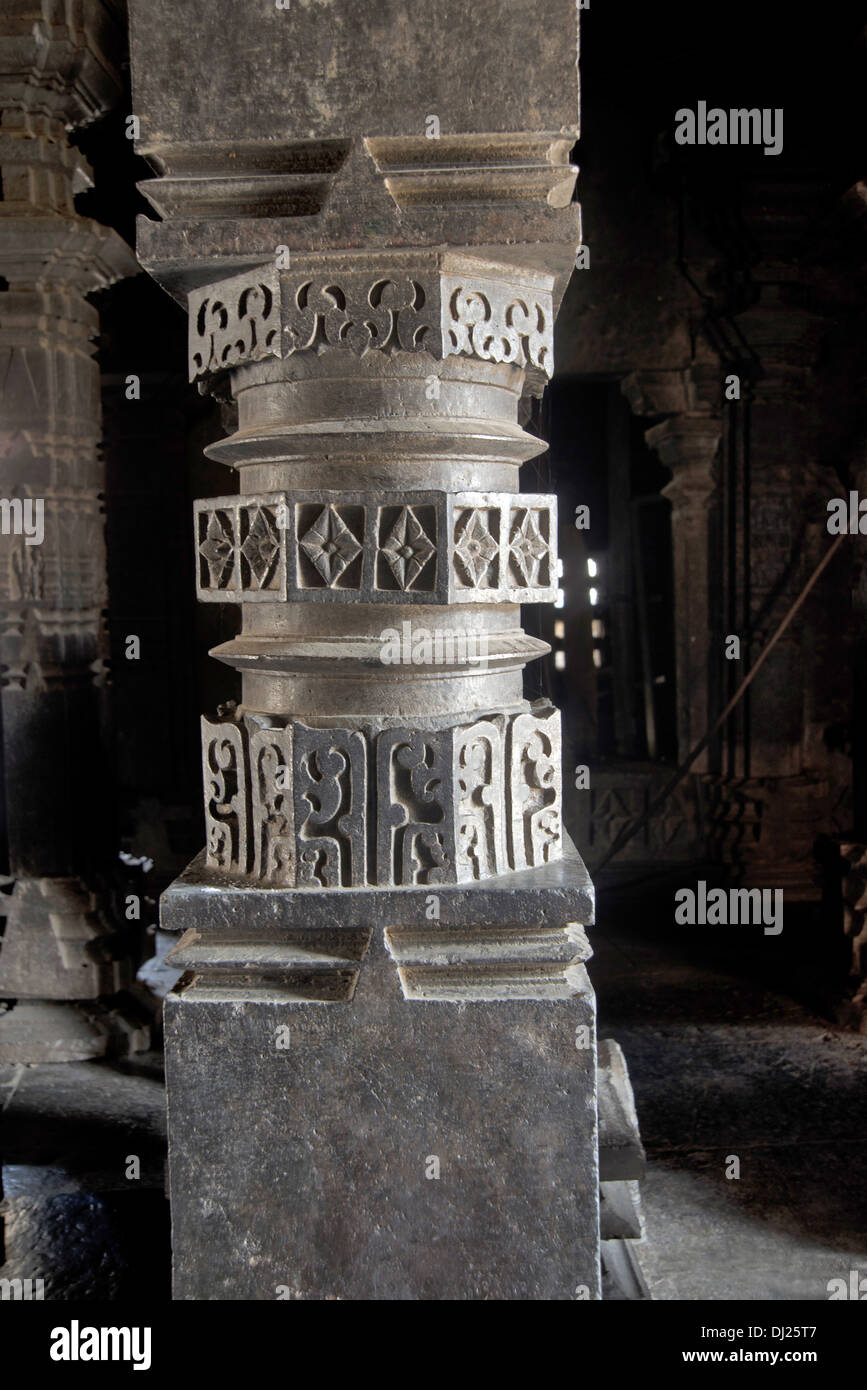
[{"x1": 187, "y1": 263, "x2": 554, "y2": 383}]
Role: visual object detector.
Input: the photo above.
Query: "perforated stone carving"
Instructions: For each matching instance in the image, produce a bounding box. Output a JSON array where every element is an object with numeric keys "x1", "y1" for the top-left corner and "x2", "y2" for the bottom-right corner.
[
  {"x1": 201, "y1": 703, "x2": 562, "y2": 888},
  {"x1": 508, "y1": 703, "x2": 563, "y2": 871},
  {"x1": 443, "y1": 280, "x2": 552, "y2": 374},
  {"x1": 187, "y1": 264, "x2": 555, "y2": 384}
]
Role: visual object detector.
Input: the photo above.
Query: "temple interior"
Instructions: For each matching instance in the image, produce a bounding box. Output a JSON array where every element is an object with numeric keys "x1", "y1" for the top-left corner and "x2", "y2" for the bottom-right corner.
[{"x1": 1, "y1": 0, "x2": 866, "y2": 1304}]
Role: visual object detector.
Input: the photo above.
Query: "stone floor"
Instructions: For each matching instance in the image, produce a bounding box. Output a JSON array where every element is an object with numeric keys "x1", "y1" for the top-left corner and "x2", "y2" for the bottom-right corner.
[
  {"x1": 594, "y1": 870, "x2": 867, "y2": 1301},
  {"x1": 0, "y1": 1053, "x2": 169, "y2": 1299},
  {"x1": 2, "y1": 871, "x2": 865, "y2": 1299}
]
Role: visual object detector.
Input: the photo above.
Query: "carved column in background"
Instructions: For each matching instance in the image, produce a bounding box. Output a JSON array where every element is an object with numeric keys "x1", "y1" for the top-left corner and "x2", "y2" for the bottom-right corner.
[
  {"x1": 621, "y1": 366, "x2": 722, "y2": 775},
  {"x1": 129, "y1": 0, "x2": 605, "y2": 1297},
  {"x1": 570, "y1": 364, "x2": 722, "y2": 875},
  {"x1": 705, "y1": 179, "x2": 833, "y2": 896},
  {"x1": 0, "y1": 2, "x2": 144, "y2": 1059}
]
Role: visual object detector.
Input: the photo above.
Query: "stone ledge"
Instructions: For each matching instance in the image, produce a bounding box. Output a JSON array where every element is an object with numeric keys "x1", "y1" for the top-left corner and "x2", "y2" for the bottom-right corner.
[{"x1": 161, "y1": 832, "x2": 594, "y2": 933}]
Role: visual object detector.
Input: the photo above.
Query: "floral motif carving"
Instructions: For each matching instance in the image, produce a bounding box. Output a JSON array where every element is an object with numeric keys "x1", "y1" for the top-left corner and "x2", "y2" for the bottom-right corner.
[
  {"x1": 299, "y1": 506, "x2": 363, "y2": 587},
  {"x1": 454, "y1": 508, "x2": 499, "y2": 588},
  {"x1": 379, "y1": 506, "x2": 436, "y2": 590},
  {"x1": 509, "y1": 507, "x2": 549, "y2": 587}
]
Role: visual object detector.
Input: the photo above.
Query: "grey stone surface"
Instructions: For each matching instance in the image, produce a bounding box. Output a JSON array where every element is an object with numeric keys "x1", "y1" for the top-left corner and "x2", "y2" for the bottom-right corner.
[
  {"x1": 162, "y1": 835, "x2": 594, "y2": 937},
  {"x1": 165, "y1": 940, "x2": 599, "y2": 1301},
  {"x1": 600, "y1": 1239, "x2": 652, "y2": 1300},
  {"x1": 0, "y1": 1057, "x2": 165, "y2": 1185},
  {"x1": 0, "y1": 1049, "x2": 169, "y2": 1297},
  {"x1": 0, "y1": 999, "x2": 150, "y2": 1063},
  {"x1": 0, "y1": 0, "x2": 144, "y2": 1055},
  {"x1": 0, "y1": 880, "x2": 134, "y2": 1000},
  {"x1": 597, "y1": 1037, "x2": 646, "y2": 1182},
  {"x1": 129, "y1": 2, "x2": 580, "y2": 300},
  {"x1": 593, "y1": 881, "x2": 867, "y2": 1300},
  {"x1": 600, "y1": 1180, "x2": 643, "y2": 1241},
  {"x1": 128, "y1": 0, "x2": 598, "y2": 1299},
  {"x1": 0, "y1": 1188, "x2": 170, "y2": 1301}
]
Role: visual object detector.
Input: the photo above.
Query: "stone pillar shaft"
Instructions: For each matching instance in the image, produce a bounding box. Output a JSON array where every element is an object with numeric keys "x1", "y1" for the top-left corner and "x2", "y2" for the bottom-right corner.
[
  {"x1": 130, "y1": 0, "x2": 599, "y2": 1298},
  {"x1": 0, "y1": 2, "x2": 143, "y2": 1057},
  {"x1": 622, "y1": 367, "x2": 722, "y2": 774}
]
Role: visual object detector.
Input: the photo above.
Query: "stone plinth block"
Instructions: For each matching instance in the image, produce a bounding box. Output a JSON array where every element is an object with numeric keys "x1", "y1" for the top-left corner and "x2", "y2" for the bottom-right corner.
[
  {"x1": 161, "y1": 839, "x2": 599, "y2": 1299},
  {"x1": 164, "y1": 962, "x2": 598, "y2": 1300}
]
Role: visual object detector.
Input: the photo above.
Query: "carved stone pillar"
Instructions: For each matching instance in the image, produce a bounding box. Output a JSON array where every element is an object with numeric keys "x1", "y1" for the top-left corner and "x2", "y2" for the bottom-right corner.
[
  {"x1": 0, "y1": 3, "x2": 144, "y2": 1059},
  {"x1": 129, "y1": 0, "x2": 602, "y2": 1297},
  {"x1": 704, "y1": 182, "x2": 834, "y2": 896},
  {"x1": 621, "y1": 366, "x2": 722, "y2": 774}
]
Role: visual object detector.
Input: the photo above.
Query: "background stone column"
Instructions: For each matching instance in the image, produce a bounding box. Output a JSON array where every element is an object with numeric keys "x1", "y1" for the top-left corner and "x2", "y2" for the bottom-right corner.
[
  {"x1": 621, "y1": 367, "x2": 722, "y2": 774},
  {"x1": 703, "y1": 181, "x2": 834, "y2": 896},
  {"x1": 129, "y1": 0, "x2": 604, "y2": 1298},
  {"x1": 0, "y1": 1, "x2": 144, "y2": 1059}
]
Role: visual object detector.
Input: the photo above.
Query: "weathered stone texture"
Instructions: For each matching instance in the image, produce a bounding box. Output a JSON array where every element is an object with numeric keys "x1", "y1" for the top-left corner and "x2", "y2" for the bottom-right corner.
[
  {"x1": 164, "y1": 949, "x2": 599, "y2": 1301},
  {"x1": 129, "y1": 0, "x2": 604, "y2": 1298},
  {"x1": 0, "y1": 0, "x2": 144, "y2": 1052}
]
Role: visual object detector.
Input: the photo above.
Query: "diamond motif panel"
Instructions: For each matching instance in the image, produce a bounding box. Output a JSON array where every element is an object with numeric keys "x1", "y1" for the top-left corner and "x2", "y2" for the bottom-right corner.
[
  {"x1": 194, "y1": 491, "x2": 558, "y2": 604},
  {"x1": 376, "y1": 505, "x2": 437, "y2": 592}
]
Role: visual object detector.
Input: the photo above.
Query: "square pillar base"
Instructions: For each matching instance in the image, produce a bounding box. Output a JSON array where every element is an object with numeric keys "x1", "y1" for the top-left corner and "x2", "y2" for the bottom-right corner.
[{"x1": 161, "y1": 843, "x2": 600, "y2": 1300}]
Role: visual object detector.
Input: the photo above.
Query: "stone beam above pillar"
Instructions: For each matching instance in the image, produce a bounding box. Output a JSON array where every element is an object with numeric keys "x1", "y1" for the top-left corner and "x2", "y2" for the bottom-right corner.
[{"x1": 129, "y1": 0, "x2": 580, "y2": 300}]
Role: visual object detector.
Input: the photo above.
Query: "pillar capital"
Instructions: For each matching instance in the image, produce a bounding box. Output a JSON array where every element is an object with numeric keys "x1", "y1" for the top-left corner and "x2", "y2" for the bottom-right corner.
[
  {"x1": 186, "y1": 253, "x2": 558, "y2": 391},
  {"x1": 645, "y1": 414, "x2": 722, "y2": 512},
  {"x1": 621, "y1": 364, "x2": 720, "y2": 420},
  {"x1": 0, "y1": 0, "x2": 126, "y2": 127}
]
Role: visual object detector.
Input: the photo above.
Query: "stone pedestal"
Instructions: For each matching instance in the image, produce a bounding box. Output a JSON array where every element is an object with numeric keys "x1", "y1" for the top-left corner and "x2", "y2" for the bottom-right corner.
[
  {"x1": 129, "y1": 0, "x2": 602, "y2": 1297},
  {"x1": 163, "y1": 848, "x2": 597, "y2": 1300}
]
